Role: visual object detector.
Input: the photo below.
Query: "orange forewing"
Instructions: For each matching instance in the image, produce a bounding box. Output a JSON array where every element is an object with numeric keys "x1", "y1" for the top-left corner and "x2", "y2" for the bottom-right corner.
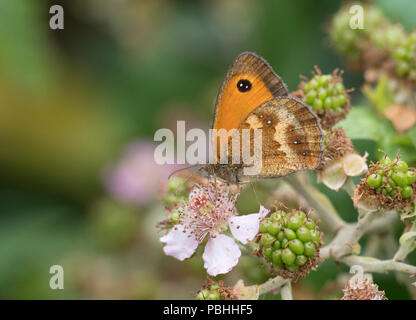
[{"x1": 212, "y1": 52, "x2": 288, "y2": 132}]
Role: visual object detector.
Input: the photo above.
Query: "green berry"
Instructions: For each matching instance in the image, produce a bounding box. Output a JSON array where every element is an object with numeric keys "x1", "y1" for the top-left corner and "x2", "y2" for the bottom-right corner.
[
  {"x1": 294, "y1": 211, "x2": 307, "y2": 221},
  {"x1": 335, "y1": 82, "x2": 345, "y2": 94},
  {"x1": 394, "y1": 160, "x2": 408, "y2": 173},
  {"x1": 262, "y1": 247, "x2": 273, "y2": 261},
  {"x1": 324, "y1": 96, "x2": 333, "y2": 109},
  {"x1": 366, "y1": 173, "x2": 383, "y2": 188},
  {"x1": 288, "y1": 239, "x2": 304, "y2": 255},
  {"x1": 310, "y1": 229, "x2": 321, "y2": 242},
  {"x1": 304, "y1": 242, "x2": 316, "y2": 257},
  {"x1": 288, "y1": 216, "x2": 302, "y2": 230},
  {"x1": 272, "y1": 250, "x2": 284, "y2": 268},
  {"x1": 304, "y1": 219, "x2": 315, "y2": 230},
  {"x1": 296, "y1": 226, "x2": 312, "y2": 242},
  {"x1": 267, "y1": 221, "x2": 281, "y2": 236},
  {"x1": 305, "y1": 90, "x2": 317, "y2": 104},
  {"x1": 259, "y1": 220, "x2": 271, "y2": 233},
  {"x1": 281, "y1": 248, "x2": 296, "y2": 266},
  {"x1": 273, "y1": 240, "x2": 281, "y2": 250},
  {"x1": 401, "y1": 186, "x2": 413, "y2": 199},
  {"x1": 277, "y1": 231, "x2": 285, "y2": 242},
  {"x1": 318, "y1": 88, "x2": 328, "y2": 100},
  {"x1": 281, "y1": 238, "x2": 289, "y2": 248},
  {"x1": 406, "y1": 171, "x2": 416, "y2": 185},
  {"x1": 332, "y1": 96, "x2": 340, "y2": 109},
  {"x1": 313, "y1": 99, "x2": 323, "y2": 110},
  {"x1": 286, "y1": 265, "x2": 298, "y2": 272},
  {"x1": 309, "y1": 79, "x2": 319, "y2": 89},
  {"x1": 295, "y1": 255, "x2": 308, "y2": 266},
  {"x1": 392, "y1": 171, "x2": 408, "y2": 188},
  {"x1": 210, "y1": 284, "x2": 219, "y2": 290},
  {"x1": 338, "y1": 94, "x2": 347, "y2": 106},
  {"x1": 284, "y1": 228, "x2": 297, "y2": 240},
  {"x1": 260, "y1": 233, "x2": 275, "y2": 247},
  {"x1": 197, "y1": 289, "x2": 210, "y2": 300},
  {"x1": 380, "y1": 156, "x2": 392, "y2": 167}
]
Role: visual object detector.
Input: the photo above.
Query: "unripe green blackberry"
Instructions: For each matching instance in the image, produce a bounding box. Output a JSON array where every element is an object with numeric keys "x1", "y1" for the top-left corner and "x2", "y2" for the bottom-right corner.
[
  {"x1": 329, "y1": 6, "x2": 366, "y2": 61},
  {"x1": 258, "y1": 209, "x2": 322, "y2": 274},
  {"x1": 197, "y1": 283, "x2": 222, "y2": 300},
  {"x1": 393, "y1": 32, "x2": 416, "y2": 82},
  {"x1": 365, "y1": 155, "x2": 415, "y2": 200},
  {"x1": 329, "y1": 5, "x2": 384, "y2": 61},
  {"x1": 371, "y1": 23, "x2": 406, "y2": 51},
  {"x1": 301, "y1": 69, "x2": 351, "y2": 130}
]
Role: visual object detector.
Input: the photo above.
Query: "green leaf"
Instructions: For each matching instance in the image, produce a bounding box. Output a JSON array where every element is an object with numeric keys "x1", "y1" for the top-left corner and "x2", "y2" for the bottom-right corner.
[
  {"x1": 362, "y1": 75, "x2": 394, "y2": 114},
  {"x1": 409, "y1": 126, "x2": 416, "y2": 148},
  {"x1": 336, "y1": 107, "x2": 384, "y2": 141}
]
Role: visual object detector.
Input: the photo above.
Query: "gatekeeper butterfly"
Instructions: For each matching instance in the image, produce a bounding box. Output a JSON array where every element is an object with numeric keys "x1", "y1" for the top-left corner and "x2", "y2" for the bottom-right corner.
[{"x1": 201, "y1": 52, "x2": 324, "y2": 184}]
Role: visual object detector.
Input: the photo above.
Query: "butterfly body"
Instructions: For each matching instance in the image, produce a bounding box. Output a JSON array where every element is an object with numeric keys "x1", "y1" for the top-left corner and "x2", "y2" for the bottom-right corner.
[{"x1": 202, "y1": 52, "x2": 324, "y2": 185}]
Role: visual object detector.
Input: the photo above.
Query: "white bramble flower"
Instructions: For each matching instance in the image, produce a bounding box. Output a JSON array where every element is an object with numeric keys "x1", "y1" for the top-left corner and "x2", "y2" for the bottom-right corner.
[{"x1": 160, "y1": 184, "x2": 269, "y2": 276}]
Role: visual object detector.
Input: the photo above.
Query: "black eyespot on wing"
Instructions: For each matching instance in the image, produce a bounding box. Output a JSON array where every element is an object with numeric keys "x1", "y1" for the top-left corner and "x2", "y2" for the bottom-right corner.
[{"x1": 237, "y1": 79, "x2": 252, "y2": 92}]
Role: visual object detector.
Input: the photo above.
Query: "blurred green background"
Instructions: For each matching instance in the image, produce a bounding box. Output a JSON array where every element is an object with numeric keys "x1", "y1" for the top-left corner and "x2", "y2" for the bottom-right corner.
[{"x1": 0, "y1": 0, "x2": 415, "y2": 299}]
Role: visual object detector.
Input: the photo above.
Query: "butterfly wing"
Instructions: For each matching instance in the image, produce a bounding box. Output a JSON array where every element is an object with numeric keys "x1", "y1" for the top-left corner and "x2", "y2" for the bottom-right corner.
[
  {"x1": 236, "y1": 96, "x2": 323, "y2": 182},
  {"x1": 212, "y1": 52, "x2": 289, "y2": 132}
]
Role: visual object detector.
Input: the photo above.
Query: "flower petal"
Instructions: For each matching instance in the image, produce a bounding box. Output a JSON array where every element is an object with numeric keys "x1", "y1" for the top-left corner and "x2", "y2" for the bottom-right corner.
[
  {"x1": 259, "y1": 205, "x2": 270, "y2": 219},
  {"x1": 229, "y1": 208, "x2": 268, "y2": 244},
  {"x1": 202, "y1": 234, "x2": 241, "y2": 276},
  {"x1": 344, "y1": 153, "x2": 368, "y2": 177},
  {"x1": 320, "y1": 161, "x2": 347, "y2": 191},
  {"x1": 160, "y1": 224, "x2": 198, "y2": 261}
]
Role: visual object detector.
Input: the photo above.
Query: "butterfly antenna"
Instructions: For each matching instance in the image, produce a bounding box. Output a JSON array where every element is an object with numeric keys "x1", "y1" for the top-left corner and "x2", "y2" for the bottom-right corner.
[
  {"x1": 168, "y1": 165, "x2": 199, "y2": 180},
  {"x1": 250, "y1": 182, "x2": 261, "y2": 207},
  {"x1": 173, "y1": 170, "x2": 197, "y2": 196}
]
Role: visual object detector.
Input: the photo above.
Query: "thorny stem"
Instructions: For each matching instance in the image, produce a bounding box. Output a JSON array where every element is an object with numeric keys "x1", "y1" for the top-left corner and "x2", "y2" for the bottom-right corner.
[
  {"x1": 258, "y1": 276, "x2": 290, "y2": 296},
  {"x1": 320, "y1": 210, "x2": 378, "y2": 259},
  {"x1": 280, "y1": 281, "x2": 293, "y2": 300},
  {"x1": 341, "y1": 255, "x2": 416, "y2": 274},
  {"x1": 393, "y1": 221, "x2": 416, "y2": 262},
  {"x1": 284, "y1": 174, "x2": 346, "y2": 231}
]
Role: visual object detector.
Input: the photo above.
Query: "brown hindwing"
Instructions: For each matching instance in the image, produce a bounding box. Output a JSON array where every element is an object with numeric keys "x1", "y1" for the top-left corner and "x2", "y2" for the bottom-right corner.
[{"x1": 236, "y1": 97, "x2": 324, "y2": 182}]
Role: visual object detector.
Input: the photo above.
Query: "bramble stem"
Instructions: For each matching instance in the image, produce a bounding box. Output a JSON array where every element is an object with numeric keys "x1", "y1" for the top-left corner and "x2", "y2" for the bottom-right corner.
[
  {"x1": 258, "y1": 276, "x2": 289, "y2": 296},
  {"x1": 393, "y1": 221, "x2": 416, "y2": 262},
  {"x1": 283, "y1": 174, "x2": 346, "y2": 231},
  {"x1": 341, "y1": 255, "x2": 416, "y2": 274},
  {"x1": 280, "y1": 281, "x2": 293, "y2": 300}
]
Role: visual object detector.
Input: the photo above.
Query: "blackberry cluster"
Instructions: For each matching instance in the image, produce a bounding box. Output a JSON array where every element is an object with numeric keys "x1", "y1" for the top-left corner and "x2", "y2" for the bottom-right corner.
[
  {"x1": 366, "y1": 156, "x2": 415, "y2": 199},
  {"x1": 393, "y1": 32, "x2": 416, "y2": 82},
  {"x1": 303, "y1": 74, "x2": 348, "y2": 113},
  {"x1": 259, "y1": 209, "x2": 321, "y2": 272},
  {"x1": 329, "y1": 5, "x2": 384, "y2": 61}
]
